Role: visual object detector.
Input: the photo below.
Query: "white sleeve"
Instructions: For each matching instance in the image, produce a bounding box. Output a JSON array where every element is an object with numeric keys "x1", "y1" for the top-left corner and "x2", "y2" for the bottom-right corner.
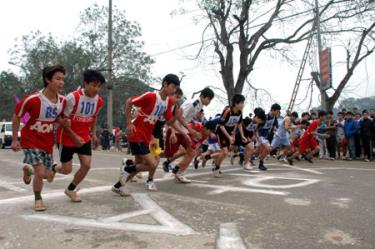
[
  {"x1": 181, "y1": 100, "x2": 196, "y2": 122},
  {"x1": 64, "y1": 93, "x2": 75, "y2": 116}
]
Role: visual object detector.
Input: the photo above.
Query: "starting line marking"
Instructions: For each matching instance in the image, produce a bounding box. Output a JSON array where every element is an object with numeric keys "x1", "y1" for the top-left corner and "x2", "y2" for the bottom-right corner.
[
  {"x1": 22, "y1": 193, "x2": 196, "y2": 236},
  {"x1": 217, "y1": 223, "x2": 247, "y2": 249},
  {"x1": 191, "y1": 183, "x2": 289, "y2": 196}
]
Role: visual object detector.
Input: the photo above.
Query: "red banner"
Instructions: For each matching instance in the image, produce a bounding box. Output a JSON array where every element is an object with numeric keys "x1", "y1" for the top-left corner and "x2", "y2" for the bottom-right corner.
[{"x1": 320, "y1": 48, "x2": 332, "y2": 91}]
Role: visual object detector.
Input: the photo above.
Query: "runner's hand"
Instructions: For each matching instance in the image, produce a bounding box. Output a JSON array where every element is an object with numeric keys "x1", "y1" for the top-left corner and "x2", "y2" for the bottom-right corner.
[
  {"x1": 11, "y1": 140, "x2": 21, "y2": 152},
  {"x1": 126, "y1": 123, "x2": 136, "y2": 135},
  {"x1": 92, "y1": 135, "x2": 99, "y2": 149},
  {"x1": 73, "y1": 135, "x2": 85, "y2": 148},
  {"x1": 241, "y1": 136, "x2": 248, "y2": 143},
  {"x1": 230, "y1": 136, "x2": 235, "y2": 145},
  {"x1": 170, "y1": 133, "x2": 177, "y2": 144}
]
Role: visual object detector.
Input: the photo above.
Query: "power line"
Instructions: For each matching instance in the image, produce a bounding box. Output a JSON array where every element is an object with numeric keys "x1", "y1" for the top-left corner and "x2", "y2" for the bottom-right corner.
[{"x1": 150, "y1": 7, "x2": 315, "y2": 57}]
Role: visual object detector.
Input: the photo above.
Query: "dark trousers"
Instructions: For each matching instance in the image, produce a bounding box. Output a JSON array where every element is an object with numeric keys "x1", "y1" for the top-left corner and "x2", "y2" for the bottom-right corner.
[
  {"x1": 362, "y1": 136, "x2": 372, "y2": 160},
  {"x1": 354, "y1": 134, "x2": 361, "y2": 158},
  {"x1": 326, "y1": 135, "x2": 337, "y2": 158}
]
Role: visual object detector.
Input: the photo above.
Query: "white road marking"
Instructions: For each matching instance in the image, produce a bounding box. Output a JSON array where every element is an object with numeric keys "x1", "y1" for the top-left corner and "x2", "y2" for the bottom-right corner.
[
  {"x1": 279, "y1": 164, "x2": 323, "y2": 175},
  {"x1": 217, "y1": 223, "x2": 247, "y2": 249},
  {"x1": 0, "y1": 185, "x2": 111, "y2": 206},
  {"x1": 243, "y1": 176, "x2": 320, "y2": 189},
  {"x1": 0, "y1": 180, "x2": 27, "y2": 192},
  {"x1": 22, "y1": 193, "x2": 196, "y2": 236},
  {"x1": 192, "y1": 183, "x2": 288, "y2": 196},
  {"x1": 331, "y1": 198, "x2": 352, "y2": 209},
  {"x1": 284, "y1": 198, "x2": 311, "y2": 206}
]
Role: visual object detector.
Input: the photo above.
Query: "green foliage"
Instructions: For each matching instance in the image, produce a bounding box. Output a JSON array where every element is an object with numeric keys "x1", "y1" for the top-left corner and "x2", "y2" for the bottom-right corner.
[{"x1": 4, "y1": 4, "x2": 154, "y2": 127}]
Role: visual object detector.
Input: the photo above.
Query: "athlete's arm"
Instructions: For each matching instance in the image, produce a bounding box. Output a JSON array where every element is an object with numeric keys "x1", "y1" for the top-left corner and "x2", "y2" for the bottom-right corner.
[
  {"x1": 169, "y1": 122, "x2": 192, "y2": 145},
  {"x1": 238, "y1": 122, "x2": 247, "y2": 142},
  {"x1": 91, "y1": 116, "x2": 98, "y2": 149},
  {"x1": 125, "y1": 97, "x2": 136, "y2": 135},
  {"x1": 56, "y1": 116, "x2": 85, "y2": 147},
  {"x1": 11, "y1": 114, "x2": 21, "y2": 152}
]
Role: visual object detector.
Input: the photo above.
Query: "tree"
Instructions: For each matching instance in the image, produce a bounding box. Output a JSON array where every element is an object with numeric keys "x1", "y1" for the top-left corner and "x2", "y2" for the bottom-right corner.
[
  {"x1": 188, "y1": 0, "x2": 374, "y2": 106},
  {"x1": 7, "y1": 4, "x2": 154, "y2": 127},
  {"x1": 0, "y1": 72, "x2": 25, "y2": 120}
]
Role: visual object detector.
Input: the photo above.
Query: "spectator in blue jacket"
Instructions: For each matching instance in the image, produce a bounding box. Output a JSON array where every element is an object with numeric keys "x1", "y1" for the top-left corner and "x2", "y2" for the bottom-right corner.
[{"x1": 344, "y1": 112, "x2": 359, "y2": 160}]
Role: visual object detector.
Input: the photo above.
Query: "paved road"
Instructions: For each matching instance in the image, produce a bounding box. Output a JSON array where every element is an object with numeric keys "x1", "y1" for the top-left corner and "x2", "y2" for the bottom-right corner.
[{"x1": 0, "y1": 148, "x2": 374, "y2": 249}]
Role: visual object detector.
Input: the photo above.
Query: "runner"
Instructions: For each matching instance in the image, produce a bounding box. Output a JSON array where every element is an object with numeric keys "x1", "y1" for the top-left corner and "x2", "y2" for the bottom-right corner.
[
  {"x1": 53, "y1": 69, "x2": 105, "y2": 202},
  {"x1": 11, "y1": 64, "x2": 67, "y2": 211},
  {"x1": 111, "y1": 74, "x2": 186, "y2": 196},
  {"x1": 214, "y1": 94, "x2": 246, "y2": 177},
  {"x1": 271, "y1": 111, "x2": 300, "y2": 162},
  {"x1": 169, "y1": 87, "x2": 215, "y2": 183},
  {"x1": 234, "y1": 115, "x2": 257, "y2": 170},
  {"x1": 287, "y1": 110, "x2": 328, "y2": 165},
  {"x1": 253, "y1": 108, "x2": 272, "y2": 171}
]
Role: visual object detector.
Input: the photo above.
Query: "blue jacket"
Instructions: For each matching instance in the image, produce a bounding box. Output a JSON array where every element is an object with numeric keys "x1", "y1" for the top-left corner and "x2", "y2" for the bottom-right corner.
[{"x1": 344, "y1": 118, "x2": 359, "y2": 138}]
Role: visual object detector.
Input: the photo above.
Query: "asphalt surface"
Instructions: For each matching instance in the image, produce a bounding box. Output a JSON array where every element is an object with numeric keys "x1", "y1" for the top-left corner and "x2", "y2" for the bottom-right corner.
[{"x1": 0, "y1": 147, "x2": 375, "y2": 249}]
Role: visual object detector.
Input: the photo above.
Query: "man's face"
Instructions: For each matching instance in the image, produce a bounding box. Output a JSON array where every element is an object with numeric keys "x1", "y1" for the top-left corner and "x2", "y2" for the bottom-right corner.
[
  {"x1": 302, "y1": 115, "x2": 310, "y2": 121},
  {"x1": 164, "y1": 83, "x2": 177, "y2": 96},
  {"x1": 364, "y1": 112, "x2": 369, "y2": 119},
  {"x1": 46, "y1": 72, "x2": 65, "y2": 93},
  {"x1": 201, "y1": 97, "x2": 212, "y2": 106},
  {"x1": 236, "y1": 101, "x2": 245, "y2": 111},
  {"x1": 338, "y1": 114, "x2": 344, "y2": 120},
  {"x1": 346, "y1": 114, "x2": 353, "y2": 119},
  {"x1": 270, "y1": 109, "x2": 280, "y2": 117},
  {"x1": 319, "y1": 115, "x2": 326, "y2": 122},
  {"x1": 84, "y1": 81, "x2": 102, "y2": 97},
  {"x1": 172, "y1": 94, "x2": 182, "y2": 105}
]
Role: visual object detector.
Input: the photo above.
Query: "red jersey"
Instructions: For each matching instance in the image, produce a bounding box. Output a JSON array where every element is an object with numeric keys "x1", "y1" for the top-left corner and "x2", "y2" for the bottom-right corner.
[
  {"x1": 57, "y1": 88, "x2": 103, "y2": 147},
  {"x1": 127, "y1": 92, "x2": 173, "y2": 145},
  {"x1": 15, "y1": 90, "x2": 66, "y2": 153},
  {"x1": 302, "y1": 120, "x2": 319, "y2": 139}
]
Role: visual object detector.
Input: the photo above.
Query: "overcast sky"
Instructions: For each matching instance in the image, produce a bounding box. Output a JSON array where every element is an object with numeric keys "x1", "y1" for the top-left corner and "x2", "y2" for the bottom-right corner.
[{"x1": 0, "y1": 0, "x2": 374, "y2": 116}]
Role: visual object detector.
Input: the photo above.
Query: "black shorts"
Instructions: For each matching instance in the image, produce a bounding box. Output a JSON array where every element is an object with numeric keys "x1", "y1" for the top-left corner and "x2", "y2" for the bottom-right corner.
[
  {"x1": 200, "y1": 144, "x2": 209, "y2": 153},
  {"x1": 234, "y1": 132, "x2": 252, "y2": 147},
  {"x1": 129, "y1": 142, "x2": 150, "y2": 156},
  {"x1": 58, "y1": 141, "x2": 92, "y2": 163},
  {"x1": 217, "y1": 132, "x2": 231, "y2": 149}
]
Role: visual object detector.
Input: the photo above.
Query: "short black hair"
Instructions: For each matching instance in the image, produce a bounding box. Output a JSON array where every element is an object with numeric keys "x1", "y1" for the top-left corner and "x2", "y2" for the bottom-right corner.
[
  {"x1": 231, "y1": 94, "x2": 245, "y2": 107},
  {"x1": 271, "y1": 103, "x2": 281, "y2": 111},
  {"x1": 301, "y1": 112, "x2": 310, "y2": 118},
  {"x1": 338, "y1": 111, "x2": 345, "y2": 116},
  {"x1": 200, "y1": 87, "x2": 215, "y2": 99},
  {"x1": 43, "y1": 64, "x2": 66, "y2": 87},
  {"x1": 163, "y1": 74, "x2": 180, "y2": 86},
  {"x1": 254, "y1": 107, "x2": 264, "y2": 116},
  {"x1": 175, "y1": 88, "x2": 183, "y2": 96},
  {"x1": 204, "y1": 120, "x2": 217, "y2": 131},
  {"x1": 362, "y1": 109, "x2": 369, "y2": 114},
  {"x1": 291, "y1": 111, "x2": 299, "y2": 118},
  {"x1": 83, "y1": 69, "x2": 106, "y2": 85},
  {"x1": 318, "y1": 110, "x2": 327, "y2": 117},
  {"x1": 346, "y1": 111, "x2": 354, "y2": 116},
  {"x1": 255, "y1": 109, "x2": 266, "y2": 121},
  {"x1": 327, "y1": 110, "x2": 333, "y2": 115},
  {"x1": 311, "y1": 112, "x2": 317, "y2": 116}
]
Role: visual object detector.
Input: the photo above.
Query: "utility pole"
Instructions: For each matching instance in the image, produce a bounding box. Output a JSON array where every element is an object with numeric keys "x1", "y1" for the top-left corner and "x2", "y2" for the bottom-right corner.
[
  {"x1": 107, "y1": 0, "x2": 113, "y2": 132},
  {"x1": 315, "y1": 0, "x2": 325, "y2": 110}
]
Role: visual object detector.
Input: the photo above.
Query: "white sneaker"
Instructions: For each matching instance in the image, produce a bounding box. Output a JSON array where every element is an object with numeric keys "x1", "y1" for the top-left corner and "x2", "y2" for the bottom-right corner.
[
  {"x1": 119, "y1": 162, "x2": 129, "y2": 186},
  {"x1": 213, "y1": 169, "x2": 222, "y2": 178},
  {"x1": 230, "y1": 153, "x2": 235, "y2": 165},
  {"x1": 146, "y1": 181, "x2": 158, "y2": 191},
  {"x1": 174, "y1": 173, "x2": 192, "y2": 184},
  {"x1": 244, "y1": 162, "x2": 253, "y2": 170}
]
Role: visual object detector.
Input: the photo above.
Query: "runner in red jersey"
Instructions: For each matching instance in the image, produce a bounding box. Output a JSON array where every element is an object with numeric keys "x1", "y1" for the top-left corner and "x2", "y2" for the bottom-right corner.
[
  {"x1": 112, "y1": 74, "x2": 189, "y2": 196},
  {"x1": 11, "y1": 64, "x2": 67, "y2": 211},
  {"x1": 54, "y1": 70, "x2": 105, "y2": 202},
  {"x1": 287, "y1": 110, "x2": 328, "y2": 165}
]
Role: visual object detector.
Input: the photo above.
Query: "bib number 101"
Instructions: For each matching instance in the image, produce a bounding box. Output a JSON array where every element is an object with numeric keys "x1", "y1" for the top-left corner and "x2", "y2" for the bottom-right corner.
[{"x1": 80, "y1": 102, "x2": 95, "y2": 115}]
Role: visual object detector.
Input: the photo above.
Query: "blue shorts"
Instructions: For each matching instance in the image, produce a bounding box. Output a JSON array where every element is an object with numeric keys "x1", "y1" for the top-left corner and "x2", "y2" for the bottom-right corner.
[{"x1": 271, "y1": 135, "x2": 290, "y2": 149}]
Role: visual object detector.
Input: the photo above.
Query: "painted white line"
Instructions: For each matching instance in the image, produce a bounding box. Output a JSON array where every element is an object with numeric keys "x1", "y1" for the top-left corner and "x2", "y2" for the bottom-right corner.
[
  {"x1": 192, "y1": 183, "x2": 288, "y2": 196},
  {"x1": 314, "y1": 167, "x2": 375, "y2": 172},
  {"x1": 279, "y1": 164, "x2": 323, "y2": 175},
  {"x1": 0, "y1": 185, "x2": 111, "y2": 206},
  {"x1": 243, "y1": 176, "x2": 320, "y2": 189},
  {"x1": 22, "y1": 193, "x2": 196, "y2": 236},
  {"x1": 0, "y1": 180, "x2": 27, "y2": 192},
  {"x1": 100, "y1": 209, "x2": 153, "y2": 223},
  {"x1": 217, "y1": 223, "x2": 247, "y2": 249}
]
